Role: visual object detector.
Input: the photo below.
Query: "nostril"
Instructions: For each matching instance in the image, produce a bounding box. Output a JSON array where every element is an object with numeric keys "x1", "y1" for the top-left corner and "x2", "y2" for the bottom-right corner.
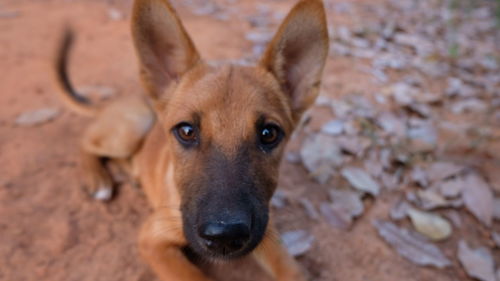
[
  {"x1": 199, "y1": 222, "x2": 250, "y2": 249},
  {"x1": 199, "y1": 223, "x2": 225, "y2": 240},
  {"x1": 229, "y1": 239, "x2": 245, "y2": 250}
]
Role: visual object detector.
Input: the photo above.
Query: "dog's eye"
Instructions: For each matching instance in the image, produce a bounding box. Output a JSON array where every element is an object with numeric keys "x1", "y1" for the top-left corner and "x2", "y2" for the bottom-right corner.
[
  {"x1": 258, "y1": 124, "x2": 282, "y2": 150},
  {"x1": 173, "y1": 122, "x2": 198, "y2": 146},
  {"x1": 260, "y1": 126, "x2": 278, "y2": 144},
  {"x1": 179, "y1": 125, "x2": 195, "y2": 140}
]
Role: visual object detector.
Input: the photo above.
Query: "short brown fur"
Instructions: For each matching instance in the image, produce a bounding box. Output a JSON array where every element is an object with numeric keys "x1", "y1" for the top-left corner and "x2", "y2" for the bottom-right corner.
[{"x1": 55, "y1": 0, "x2": 329, "y2": 280}]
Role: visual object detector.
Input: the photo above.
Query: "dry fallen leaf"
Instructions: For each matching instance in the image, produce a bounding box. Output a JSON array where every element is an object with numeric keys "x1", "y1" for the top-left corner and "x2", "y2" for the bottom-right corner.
[
  {"x1": 321, "y1": 120, "x2": 344, "y2": 136},
  {"x1": 451, "y1": 98, "x2": 487, "y2": 114},
  {"x1": 299, "y1": 198, "x2": 319, "y2": 220},
  {"x1": 341, "y1": 167, "x2": 381, "y2": 196},
  {"x1": 364, "y1": 152, "x2": 383, "y2": 178},
  {"x1": 458, "y1": 240, "x2": 496, "y2": 281},
  {"x1": 405, "y1": 103, "x2": 432, "y2": 118},
  {"x1": 390, "y1": 82, "x2": 417, "y2": 106},
  {"x1": 494, "y1": 198, "x2": 500, "y2": 220},
  {"x1": 415, "y1": 189, "x2": 460, "y2": 210},
  {"x1": 407, "y1": 121, "x2": 438, "y2": 151},
  {"x1": 381, "y1": 172, "x2": 401, "y2": 190},
  {"x1": 330, "y1": 99, "x2": 352, "y2": 118},
  {"x1": 410, "y1": 166, "x2": 429, "y2": 187},
  {"x1": 329, "y1": 189, "x2": 364, "y2": 218},
  {"x1": 343, "y1": 119, "x2": 360, "y2": 135},
  {"x1": 190, "y1": 1, "x2": 229, "y2": 20},
  {"x1": 281, "y1": 230, "x2": 315, "y2": 257},
  {"x1": 15, "y1": 108, "x2": 60, "y2": 126},
  {"x1": 394, "y1": 34, "x2": 433, "y2": 56},
  {"x1": 426, "y1": 162, "x2": 465, "y2": 183},
  {"x1": 390, "y1": 199, "x2": 411, "y2": 220},
  {"x1": 443, "y1": 210, "x2": 462, "y2": 228},
  {"x1": 320, "y1": 203, "x2": 351, "y2": 230},
  {"x1": 270, "y1": 190, "x2": 288, "y2": 209},
  {"x1": 300, "y1": 134, "x2": 343, "y2": 184},
  {"x1": 336, "y1": 136, "x2": 371, "y2": 157},
  {"x1": 377, "y1": 112, "x2": 406, "y2": 137},
  {"x1": 416, "y1": 92, "x2": 441, "y2": 104},
  {"x1": 285, "y1": 152, "x2": 301, "y2": 164},
  {"x1": 407, "y1": 208, "x2": 452, "y2": 241},
  {"x1": 462, "y1": 173, "x2": 494, "y2": 227},
  {"x1": 379, "y1": 148, "x2": 392, "y2": 169},
  {"x1": 373, "y1": 220, "x2": 451, "y2": 268},
  {"x1": 492, "y1": 232, "x2": 500, "y2": 248},
  {"x1": 438, "y1": 178, "x2": 464, "y2": 198}
]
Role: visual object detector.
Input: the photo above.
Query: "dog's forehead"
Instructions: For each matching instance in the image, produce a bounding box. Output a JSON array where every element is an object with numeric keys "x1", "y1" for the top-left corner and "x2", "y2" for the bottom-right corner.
[
  {"x1": 175, "y1": 64, "x2": 287, "y2": 113},
  {"x1": 167, "y1": 64, "x2": 293, "y2": 153}
]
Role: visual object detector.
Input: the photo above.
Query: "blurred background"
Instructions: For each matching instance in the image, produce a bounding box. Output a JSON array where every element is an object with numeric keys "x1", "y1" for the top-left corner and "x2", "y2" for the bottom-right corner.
[{"x1": 1, "y1": 0, "x2": 499, "y2": 280}]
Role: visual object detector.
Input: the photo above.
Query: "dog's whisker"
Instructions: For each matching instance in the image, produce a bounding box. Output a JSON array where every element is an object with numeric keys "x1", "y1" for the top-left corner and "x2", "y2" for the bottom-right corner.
[{"x1": 264, "y1": 234, "x2": 280, "y2": 252}]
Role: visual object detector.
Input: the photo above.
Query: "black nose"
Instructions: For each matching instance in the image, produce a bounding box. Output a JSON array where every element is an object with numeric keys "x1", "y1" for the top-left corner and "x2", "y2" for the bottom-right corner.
[{"x1": 198, "y1": 222, "x2": 250, "y2": 253}]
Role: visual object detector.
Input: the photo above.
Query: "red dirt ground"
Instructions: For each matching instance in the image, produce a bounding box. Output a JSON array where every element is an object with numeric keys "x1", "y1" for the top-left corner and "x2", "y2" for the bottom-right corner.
[{"x1": 0, "y1": 0, "x2": 494, "y2": 280}]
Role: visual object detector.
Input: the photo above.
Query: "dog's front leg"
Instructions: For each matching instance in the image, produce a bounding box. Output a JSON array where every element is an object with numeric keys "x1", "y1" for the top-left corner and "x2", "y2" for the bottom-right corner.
[
  {"x1": 139, "y1": 210, "x2": 213, "y2": 281},
  {"x1": 252, "y1": 224, "x2": 307, "y2": 281}
]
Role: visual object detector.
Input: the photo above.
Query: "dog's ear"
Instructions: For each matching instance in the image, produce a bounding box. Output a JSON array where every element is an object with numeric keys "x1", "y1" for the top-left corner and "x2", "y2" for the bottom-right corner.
[
  {"x1": 260, "y1": 0, "x2": 329, "y2": 123},
  {"x1": 132, "y1": 0, "x2": 200, "y2": 99}
]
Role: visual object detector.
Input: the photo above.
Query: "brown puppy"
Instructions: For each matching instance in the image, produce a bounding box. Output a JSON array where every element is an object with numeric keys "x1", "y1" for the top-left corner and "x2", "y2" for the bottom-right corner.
[{"x1": 55, "y1": 0, "x2": 329, "y2": 280}]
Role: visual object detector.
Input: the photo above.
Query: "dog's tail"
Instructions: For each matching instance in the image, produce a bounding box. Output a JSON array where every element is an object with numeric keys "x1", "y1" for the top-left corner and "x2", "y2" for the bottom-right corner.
[{"x1": 54, "y1": 28, "x2": 97, "y2": 117}]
